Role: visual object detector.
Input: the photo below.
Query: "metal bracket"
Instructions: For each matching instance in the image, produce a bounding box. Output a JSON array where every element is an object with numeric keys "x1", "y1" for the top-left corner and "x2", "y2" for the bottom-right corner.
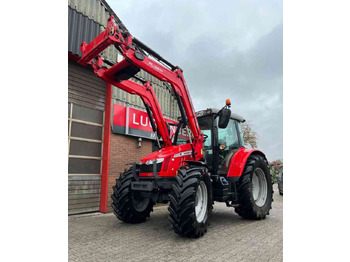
[
  {"x1": 152, "y1": 161, "x2": 160, "y2": 188},
  {"x1": 153, "y1": 161, "x2": 160, "y2": 180},
  {"x1": 127, "y1": 162, "x2": 139, "y2": 181}
]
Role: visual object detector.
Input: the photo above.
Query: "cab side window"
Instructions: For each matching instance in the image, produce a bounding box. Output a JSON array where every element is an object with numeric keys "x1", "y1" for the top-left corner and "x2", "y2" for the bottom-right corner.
[{"x1": 218, "y1": 119, "x2": 240, "y2": 150}]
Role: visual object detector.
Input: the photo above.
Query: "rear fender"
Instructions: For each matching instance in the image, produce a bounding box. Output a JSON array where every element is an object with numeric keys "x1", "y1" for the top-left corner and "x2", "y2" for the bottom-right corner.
[{"x1": 226, "y1": 147, "x2": 267, "y2": 178}]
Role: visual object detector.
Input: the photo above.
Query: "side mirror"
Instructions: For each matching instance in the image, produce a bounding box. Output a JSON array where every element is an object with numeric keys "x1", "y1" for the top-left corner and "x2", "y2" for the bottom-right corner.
[{"x1": 218, "y1": 108, "x2": 231, "y2": 128}]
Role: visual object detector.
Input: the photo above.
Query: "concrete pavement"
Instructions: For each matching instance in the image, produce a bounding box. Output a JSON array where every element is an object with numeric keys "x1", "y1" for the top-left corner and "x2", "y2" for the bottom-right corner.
[{"x1": 69, "y1": 184, "x2": 282, "y2": 262}]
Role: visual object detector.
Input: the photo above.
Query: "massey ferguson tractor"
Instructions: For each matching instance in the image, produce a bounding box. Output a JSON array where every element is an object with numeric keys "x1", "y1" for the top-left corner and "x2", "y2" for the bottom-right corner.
[{"x1": 78, "y1": 16, "x2": 273, "y2": 238}]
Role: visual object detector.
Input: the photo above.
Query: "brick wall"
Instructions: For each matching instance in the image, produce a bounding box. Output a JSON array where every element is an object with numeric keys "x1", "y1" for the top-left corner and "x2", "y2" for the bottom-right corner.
[{"x1": 107, "y1": 133, "x2": 152, "y2": 213}]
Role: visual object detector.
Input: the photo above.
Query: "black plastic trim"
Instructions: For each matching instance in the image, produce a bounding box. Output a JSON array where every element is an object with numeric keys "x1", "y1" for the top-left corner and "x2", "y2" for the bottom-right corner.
[
  {"x1": 139, "y1": 163, "x2": 162, "y2": 173},
  {"x1": 144, "y1": 103, "x2": 156, "y2": 133},
  {"x1": 184, "y1": 160, "x2": 208, "y2": 168},
  {"x1": 134, "y1": 51, "x2": 145, "y2": 61},
  {"x1": 133, "y1": 37, "x2": 176, "y2": 70},
  {"x1": 234, "y1": 120, "x2": 243, "y2": 147},
  {"x1": 174, "y1": 92, "x2": 188, "y2": 127}
]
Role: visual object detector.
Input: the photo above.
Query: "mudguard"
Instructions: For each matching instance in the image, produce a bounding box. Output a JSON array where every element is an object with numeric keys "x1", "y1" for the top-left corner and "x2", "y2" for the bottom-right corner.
[{"x1": 226, "y1": 147, "x2": 267, "y2": 177}]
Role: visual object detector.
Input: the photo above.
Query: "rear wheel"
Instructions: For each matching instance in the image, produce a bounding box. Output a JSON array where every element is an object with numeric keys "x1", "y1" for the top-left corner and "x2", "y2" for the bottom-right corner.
[
  {"x1": 168, "y1": 165, "x2": 212, "y2": 238},
  {"x1": 111, "y1": 169, "x2": 154, "y2": 223},
  {"x1": 235, "y1": 155, "x2": 273, "y2": 219}
]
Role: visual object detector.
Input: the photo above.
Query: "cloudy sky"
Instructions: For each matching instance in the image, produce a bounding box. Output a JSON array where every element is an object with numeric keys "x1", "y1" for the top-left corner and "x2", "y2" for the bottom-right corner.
[{"x1": 109, "y1": 0, "x2": 283, "y2": 160}]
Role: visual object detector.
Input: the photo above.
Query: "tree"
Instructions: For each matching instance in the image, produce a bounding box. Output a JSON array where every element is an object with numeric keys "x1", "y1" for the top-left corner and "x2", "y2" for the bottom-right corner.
[
  {"x1": 269, "y1": 159, "x2": 283, "y2": 183},
  {"x1": 241, "y1": 121, "x2": 258, "y2": 148}
]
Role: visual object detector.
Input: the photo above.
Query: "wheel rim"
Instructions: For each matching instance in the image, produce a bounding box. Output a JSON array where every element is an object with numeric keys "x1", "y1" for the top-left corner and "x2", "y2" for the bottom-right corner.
[
  {"x1": 252, "y1": 168, "x2": 268, "y2": 207},
  {"x1": 195, "y1": 181, "x2": 208, "y2": 223},
  {"x1": 132, "y1": 192, "x2": 150, "y2": 212}
]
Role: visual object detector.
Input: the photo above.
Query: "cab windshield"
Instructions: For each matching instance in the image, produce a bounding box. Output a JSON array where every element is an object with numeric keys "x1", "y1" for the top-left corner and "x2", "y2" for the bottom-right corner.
[{"x1": 172, "y1": 122, "x2": 194, "y2": 145}]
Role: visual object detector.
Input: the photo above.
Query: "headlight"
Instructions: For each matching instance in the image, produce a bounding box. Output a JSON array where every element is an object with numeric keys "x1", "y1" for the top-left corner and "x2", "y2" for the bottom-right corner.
[{"x1": 145, "y1": 158, "x2": 164, "y2": 165}]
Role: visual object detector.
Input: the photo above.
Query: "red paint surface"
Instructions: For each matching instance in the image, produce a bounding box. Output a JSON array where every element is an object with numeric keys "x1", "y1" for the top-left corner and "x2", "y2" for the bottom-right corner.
[
  {"x1": 113, "y1": 104, "x2": 176, "y2": 131},
  {"x1": 139, "y1": 143, "x2": 194, "y2": 177},
  {"x1": 100, "y1": 83, "x2": 112, "y2": 212},
  {"x1": 226, "y1": 147, "x2": 265, "y2": 177},
  {"x1": 113, "y1": 104, "x2": 127, "y2": 127}
]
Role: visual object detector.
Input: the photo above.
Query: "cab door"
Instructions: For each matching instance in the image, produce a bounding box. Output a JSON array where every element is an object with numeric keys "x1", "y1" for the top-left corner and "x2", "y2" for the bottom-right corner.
[
  {"x1": 217, "y1": 119, "x2": 242, "y2": 175},
  {"x1": 198, "y1": 116, "x2": 214, "y2": 172}
]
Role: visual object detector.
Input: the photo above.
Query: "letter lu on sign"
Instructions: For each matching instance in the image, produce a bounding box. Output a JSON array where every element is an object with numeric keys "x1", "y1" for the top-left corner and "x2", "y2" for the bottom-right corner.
[{"x1": 112, "y1": 104, "x2": 178, "y2": 140}]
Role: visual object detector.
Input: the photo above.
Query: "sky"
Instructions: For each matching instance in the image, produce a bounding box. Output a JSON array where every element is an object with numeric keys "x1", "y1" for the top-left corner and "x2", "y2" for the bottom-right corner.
[{"x1": 108, "y1": 0, "x2": 283, "y2": 160}]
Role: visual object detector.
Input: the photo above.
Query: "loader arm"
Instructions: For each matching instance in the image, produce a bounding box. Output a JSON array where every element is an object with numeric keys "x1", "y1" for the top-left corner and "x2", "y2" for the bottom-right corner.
[{"x1": 78, "y1": 16, "x2": 203, "y2": 157}]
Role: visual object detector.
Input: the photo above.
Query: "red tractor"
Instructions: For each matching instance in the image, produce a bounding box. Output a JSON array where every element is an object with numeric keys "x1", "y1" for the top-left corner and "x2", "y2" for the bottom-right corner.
[{"x1": 78, "y1": 16, "x2": 273, "y2": 238}]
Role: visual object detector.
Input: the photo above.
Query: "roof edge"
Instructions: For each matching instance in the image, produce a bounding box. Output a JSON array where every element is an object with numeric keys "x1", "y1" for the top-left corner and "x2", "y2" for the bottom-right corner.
[
  {"x1": 196, "y1": 108, "x2": 246, "y2": 123},
  {"x1": 100, "y1": 0, "x2": 128, "y2": 32}
]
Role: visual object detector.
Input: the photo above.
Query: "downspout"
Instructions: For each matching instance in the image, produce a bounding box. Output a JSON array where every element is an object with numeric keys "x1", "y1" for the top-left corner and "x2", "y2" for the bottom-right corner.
[{"x1": 100, "y1": 83, "x2": 112, "y2": 212}]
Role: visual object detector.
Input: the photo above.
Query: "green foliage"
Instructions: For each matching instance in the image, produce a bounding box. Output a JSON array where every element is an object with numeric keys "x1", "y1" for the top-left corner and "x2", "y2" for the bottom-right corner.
[
  {"x1": 269, "y1": 159, "x2": 283, "y2": 183},
  {"x1": 241, "y1": 121, "x2": 258, "y2": 148}
]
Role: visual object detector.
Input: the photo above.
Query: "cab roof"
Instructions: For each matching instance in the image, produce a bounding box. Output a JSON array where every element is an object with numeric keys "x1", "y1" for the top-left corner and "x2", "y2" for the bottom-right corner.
[{"x1": 195, "y1": 108, "x2": 245, "y2": 123}]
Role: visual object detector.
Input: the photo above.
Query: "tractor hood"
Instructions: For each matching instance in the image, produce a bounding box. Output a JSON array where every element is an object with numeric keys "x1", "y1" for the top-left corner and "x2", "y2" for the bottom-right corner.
[{"x1": 140, "y1": 143, "x2": 193, "y2": 163}]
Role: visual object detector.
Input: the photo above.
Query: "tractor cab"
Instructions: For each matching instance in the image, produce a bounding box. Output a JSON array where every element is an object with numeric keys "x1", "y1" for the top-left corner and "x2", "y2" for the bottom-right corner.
[{"x1": 196, "y1": 107, "x2": 246, "y2": 176}]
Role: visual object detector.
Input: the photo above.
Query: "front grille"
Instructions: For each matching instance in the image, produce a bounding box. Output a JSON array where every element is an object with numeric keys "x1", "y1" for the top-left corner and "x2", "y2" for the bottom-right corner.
[{"x1": 139, "y1": 163, "x2": 162, "y2": 173}]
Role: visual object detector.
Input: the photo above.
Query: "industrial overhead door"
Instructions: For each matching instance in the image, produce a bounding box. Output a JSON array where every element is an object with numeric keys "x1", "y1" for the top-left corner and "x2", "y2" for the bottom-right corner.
[
  {"x1": 68, "y1": 103, "x2": 104, "y2": 214},
  {"x1": 68, "y1": 61, "x2": 106, "y2": 215}
]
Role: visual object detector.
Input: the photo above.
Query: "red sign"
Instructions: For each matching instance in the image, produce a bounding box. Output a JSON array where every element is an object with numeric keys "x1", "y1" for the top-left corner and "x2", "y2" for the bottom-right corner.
[{"x1": 113, "y1": 104, "x2": 177, "y2": 139}]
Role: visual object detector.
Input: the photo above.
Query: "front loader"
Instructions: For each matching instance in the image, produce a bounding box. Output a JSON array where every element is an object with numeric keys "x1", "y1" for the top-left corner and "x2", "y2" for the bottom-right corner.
[{"x1": 78, "y1": 16, "x2": 273, "y2": 238}]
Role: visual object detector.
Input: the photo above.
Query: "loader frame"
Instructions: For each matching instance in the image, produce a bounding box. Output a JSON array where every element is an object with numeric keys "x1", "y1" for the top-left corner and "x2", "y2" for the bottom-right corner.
[{"x1": 78, "y1": 16, "x2": 203, "y2": 161}]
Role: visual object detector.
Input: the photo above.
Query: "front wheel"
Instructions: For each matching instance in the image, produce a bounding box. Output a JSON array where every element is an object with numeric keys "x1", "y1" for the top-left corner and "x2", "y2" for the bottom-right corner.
[
  {"x1": 235, "y1": 155, "x2": 273, "y2": 219},
  {"x1": 168, "y1": 165, "x2": 213, "y2": 238},
  {"x1": 111, "y1": 169, "x2": 154, "y2": 223}
]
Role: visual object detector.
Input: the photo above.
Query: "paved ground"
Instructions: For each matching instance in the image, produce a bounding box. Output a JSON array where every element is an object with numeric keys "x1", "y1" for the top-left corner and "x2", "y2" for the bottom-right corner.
[{"x1": 69, "y1": 184, "x2": 282, "y2": 262}]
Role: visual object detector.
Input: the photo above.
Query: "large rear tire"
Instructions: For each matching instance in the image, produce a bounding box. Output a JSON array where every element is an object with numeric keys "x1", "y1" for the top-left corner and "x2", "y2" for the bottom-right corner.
[
  {"x1": 235, "y1": 155, "x2": 273, "y2": 219},
  {"x1": 168, "y1": 165, "x2": 213, "y2": 238},
  {"x1": 111, "y1": 169, "x2": 154, "y2": 223}
]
